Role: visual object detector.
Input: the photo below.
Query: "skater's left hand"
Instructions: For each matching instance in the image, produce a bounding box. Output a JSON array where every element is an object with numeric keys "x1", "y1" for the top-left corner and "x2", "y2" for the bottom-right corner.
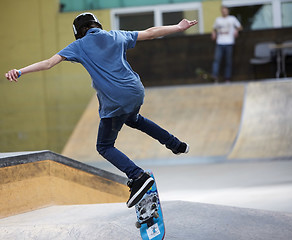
[{"x1": 178, "y1": 19, "x2": 198, "y2": 31}]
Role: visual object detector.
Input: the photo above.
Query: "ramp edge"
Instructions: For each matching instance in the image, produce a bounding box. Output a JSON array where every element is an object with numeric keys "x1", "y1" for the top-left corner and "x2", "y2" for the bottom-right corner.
[{"x1": 0, "y1": 150, "x2": 127, "y2": 185}]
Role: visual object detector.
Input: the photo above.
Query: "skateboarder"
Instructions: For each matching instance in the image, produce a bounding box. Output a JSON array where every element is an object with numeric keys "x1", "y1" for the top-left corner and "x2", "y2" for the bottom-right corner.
[{"x1": 5, "y1": 13, "x2": 196, "y2": 208}]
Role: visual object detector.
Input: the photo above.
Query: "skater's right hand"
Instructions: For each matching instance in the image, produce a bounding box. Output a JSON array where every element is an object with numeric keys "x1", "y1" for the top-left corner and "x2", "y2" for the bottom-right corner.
[
  {"x1": 5, "y1": 54, "x2": 65, "y2": 83},
  {"x1": 5, "y1": 69, "x2": 20, "y2": 82}
]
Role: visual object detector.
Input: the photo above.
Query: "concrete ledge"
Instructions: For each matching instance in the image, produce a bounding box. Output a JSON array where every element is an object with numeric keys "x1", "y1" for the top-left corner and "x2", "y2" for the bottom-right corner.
[
  {"x1": 0, "y1": 150, "x2": 127, "y2": 184},
  {"x1": 0, "y1": 151, "x2": 128, "y2": 218},
  {"x1": 0, "y1": 201, "x2": 291, "y2": 240}
]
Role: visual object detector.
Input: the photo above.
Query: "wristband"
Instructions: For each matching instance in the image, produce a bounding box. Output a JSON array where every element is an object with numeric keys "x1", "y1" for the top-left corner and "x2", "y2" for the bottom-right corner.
[{"x1": 18, "y1": 70, "x2": 22, "y2": 78}]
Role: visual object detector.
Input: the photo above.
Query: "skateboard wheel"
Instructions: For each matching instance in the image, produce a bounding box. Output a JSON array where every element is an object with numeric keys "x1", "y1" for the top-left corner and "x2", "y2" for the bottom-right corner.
[
  {"x1": 135, "y1": 221, "x2": 141, "y2": 228},
  {"x1": 153, "y1": 211, "x2": 159, "y2": 218}
]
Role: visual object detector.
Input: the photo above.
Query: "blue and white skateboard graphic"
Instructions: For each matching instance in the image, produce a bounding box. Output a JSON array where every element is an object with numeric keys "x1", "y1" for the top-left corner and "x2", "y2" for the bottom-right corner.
[{"x1": 135, "y1": 170, "x2": 165, "y2": 240}]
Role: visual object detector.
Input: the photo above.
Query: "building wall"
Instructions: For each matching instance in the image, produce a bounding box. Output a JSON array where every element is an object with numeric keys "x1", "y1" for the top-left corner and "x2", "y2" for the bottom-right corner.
[
  {"x1": 0, "y1": 0, "x2": 111, "y2": 153},
  {"x1": 202, "y1": 0, "x2": 221, "y2": 32},
  {"x1": 127, "y1": 27, "x2": 292, "y2": 86}
]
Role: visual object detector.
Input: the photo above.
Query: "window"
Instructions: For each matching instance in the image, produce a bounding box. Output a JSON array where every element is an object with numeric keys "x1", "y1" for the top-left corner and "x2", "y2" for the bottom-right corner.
[
  {"x1": 281, "y1": 1, "x2": 292, "y2": 27},
  {"x1": 119, "y1": 12, "x2": 154, "y2": 31},
  {"x1": 111, "y1": 3, "x2": 203, "y2": 35},
  {"x1": 223, "y1": 0, "x2": 291, "y2": 29},
  {"x1": 229, "y1": 4, "x2": 273, "y2": 30}
]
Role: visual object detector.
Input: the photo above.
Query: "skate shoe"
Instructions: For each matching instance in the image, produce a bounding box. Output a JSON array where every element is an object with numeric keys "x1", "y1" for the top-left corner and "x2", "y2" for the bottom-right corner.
[
  {"x1": 172, "y1": 142, "x2": 189, "y2": 155},
  {"x1": 126, "y1": 172, "x2": 154, "y2": 208}
]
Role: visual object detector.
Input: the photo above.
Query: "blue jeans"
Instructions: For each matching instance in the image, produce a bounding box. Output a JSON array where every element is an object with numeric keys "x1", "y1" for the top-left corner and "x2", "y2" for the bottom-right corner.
[
  {"x1": 212, "y1": 44, "x2": 234, "y2": 80},
  {"x1": 96, "y1": 107, "x2": 181, "y2": 179}
]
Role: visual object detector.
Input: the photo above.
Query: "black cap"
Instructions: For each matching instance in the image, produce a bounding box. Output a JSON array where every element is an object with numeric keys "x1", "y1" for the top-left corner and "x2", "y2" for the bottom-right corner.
[{"x1": 73, "y1": 12, "x2": 102, "y2": 39}]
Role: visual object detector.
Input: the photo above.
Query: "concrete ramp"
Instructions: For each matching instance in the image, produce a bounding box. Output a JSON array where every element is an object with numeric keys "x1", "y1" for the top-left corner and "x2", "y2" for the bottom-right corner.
[
  {"x1": 1, "y1": 201, "x2": 292, "y2": 240},
  {"x1": 62, "y1": 79, "x2": 292, "y2": 162},
  {"x1": 62, "y1": 84, "x2": 245, "y2": 162},
  {"x1": 229, "y1": 80, "x2": 292, "y2": 159}
]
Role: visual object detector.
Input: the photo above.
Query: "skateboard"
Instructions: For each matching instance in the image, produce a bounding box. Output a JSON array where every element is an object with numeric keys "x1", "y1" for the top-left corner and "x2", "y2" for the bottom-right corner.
[
  {"x1": 195, "y1": 67, "x2": 217, "y2": 82},
  {"x1": 135, "y1": 170, "x2": 165, "y2": 240}
]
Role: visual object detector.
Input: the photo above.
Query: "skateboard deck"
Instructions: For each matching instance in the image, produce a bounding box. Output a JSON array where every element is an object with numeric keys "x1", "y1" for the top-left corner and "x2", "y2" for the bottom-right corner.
[{"x1": 135, "y1": 170, "x2": 165, "y2": 240}]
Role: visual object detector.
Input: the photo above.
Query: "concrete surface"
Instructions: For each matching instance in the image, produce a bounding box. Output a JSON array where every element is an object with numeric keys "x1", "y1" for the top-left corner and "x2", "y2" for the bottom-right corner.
[
  {"x1": 0, "y1": 201, "x2": 292, "y2": 240},
  {"x1": 1, "y1": 151, "x2": 291, "y2": 239},
  {"x1": 91, "y1": 156, "x2": 292, "y2": 214}
]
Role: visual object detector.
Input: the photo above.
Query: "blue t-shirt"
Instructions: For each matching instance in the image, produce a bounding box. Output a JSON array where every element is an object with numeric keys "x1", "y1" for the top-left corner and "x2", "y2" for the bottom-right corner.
[{"x1": 58, "y1": 28, "x2": 144, "y2": 118}]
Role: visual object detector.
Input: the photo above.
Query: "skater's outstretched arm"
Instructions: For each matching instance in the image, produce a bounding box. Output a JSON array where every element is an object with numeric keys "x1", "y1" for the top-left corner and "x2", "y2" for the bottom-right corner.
[
  {"x1": 5, "y1": 54, "x2": 65, "y2": 82},
  {"x1": 137, "y1": 19, "x2": 198, "y2": 41}
]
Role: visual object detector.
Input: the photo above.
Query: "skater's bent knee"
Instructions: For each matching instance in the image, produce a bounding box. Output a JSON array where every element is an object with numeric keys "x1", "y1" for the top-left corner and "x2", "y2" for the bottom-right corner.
[{"x1": 96, "y1": 144, "x2": 107, "y2": 156}]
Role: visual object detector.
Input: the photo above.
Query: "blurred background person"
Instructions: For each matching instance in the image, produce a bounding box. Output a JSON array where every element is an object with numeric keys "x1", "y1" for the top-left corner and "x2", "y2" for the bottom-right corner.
[{"x1": 211, "y1": 5, "x2": 242, "y2": 82}]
